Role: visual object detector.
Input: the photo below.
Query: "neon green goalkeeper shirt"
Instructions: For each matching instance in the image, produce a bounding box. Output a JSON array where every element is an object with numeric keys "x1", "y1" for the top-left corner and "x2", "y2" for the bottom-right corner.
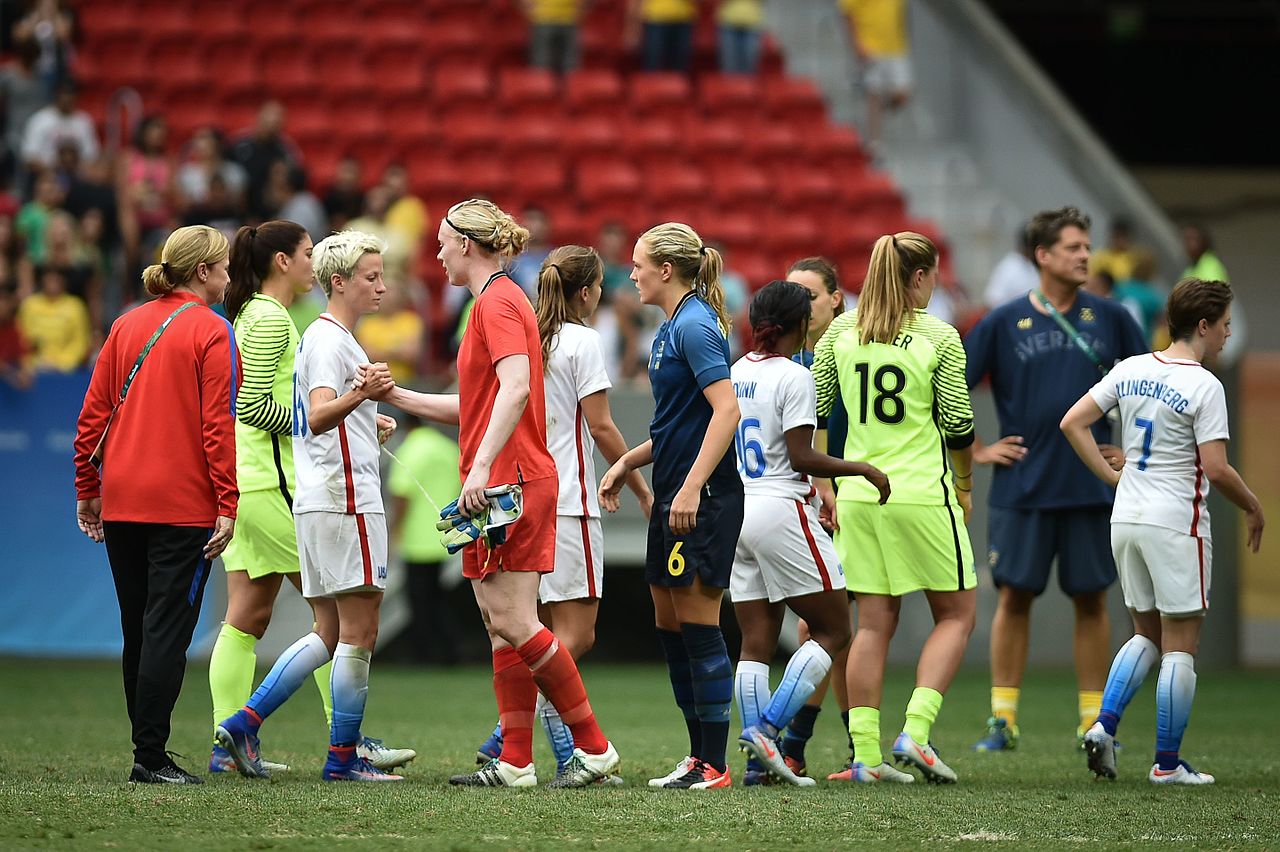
[
  {"x1": 232, "y1": 293, "x2": 300, "y2": 496},
  {"x1": 812, "y1": 308, "x2": 975, "y2": 505}
]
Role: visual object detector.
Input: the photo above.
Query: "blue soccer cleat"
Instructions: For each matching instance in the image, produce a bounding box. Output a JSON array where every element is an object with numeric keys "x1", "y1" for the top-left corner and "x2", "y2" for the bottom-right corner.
[
  {"x1": 214, "y1": 711, "x2": 269, "y2": 779},
  {"x1": 972, "y1": 716, "x2": 1019, "y2": 752},
  {"x1": 476, "y1": 723, "x2": 504, "y2": 765},
  {"x1": 323, "y1": 749, "x2": 403, "y2": 782}
]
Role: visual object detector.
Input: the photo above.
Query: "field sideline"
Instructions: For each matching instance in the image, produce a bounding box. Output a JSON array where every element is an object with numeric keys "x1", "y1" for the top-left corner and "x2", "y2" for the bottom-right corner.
[{"x1": 1, "y1": 660, "x2": 1276, "y2": 850}]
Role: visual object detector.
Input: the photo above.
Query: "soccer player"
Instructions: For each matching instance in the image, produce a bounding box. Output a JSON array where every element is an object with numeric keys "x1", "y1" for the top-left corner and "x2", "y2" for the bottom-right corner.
[
  {"x1": 384, "y1": 199, "x2": 620, "y2": 788},
  {"x1": 965, "y1": 207, "x2": 1147, "y2": 751},
  {"x1": 1061, "y1": 277, "x2": 1263, "y2": 786},
  {"x1": 600, "y1": 222, "x2": 744, "y2": 790},
  {"x1": 811, "y1": 231, "x2": 977, "y2": 784},
  {"x1": 210, "y1": 221, "x2": 412, "y2": 776},
  {"x1": 731, "y1": 280, "x2": 890, "y2": 787},
  {"x1": 471, "y1": 244, "x2": 652, "y2": 780},
  {"x1": 215, "y1": 230, "x2": 404, "y2": 782}
]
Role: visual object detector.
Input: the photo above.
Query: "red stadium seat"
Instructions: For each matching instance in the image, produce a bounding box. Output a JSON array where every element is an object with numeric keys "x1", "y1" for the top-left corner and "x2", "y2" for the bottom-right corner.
[
  {"x1": 509, "y1": 152, "x2": 569, "y2": 198},
  {"x1": 741, "y1": 122, "x2": 800, "y2": 169},
  {"x1": 364, "y1": 0, "x2": 428, "y2": 45},
  {"x1": 624, "y1": 116, "x2": 684, "y2": 159},
  {"x1": 504, "y1": 115, "x2": 563, "y2": 155},
  {"x1": 78, "y1": 4, "x2": 143, "y2": 41},
  {"x1": 762, "y1": 211, "x2": 825, "y2": 259},
  {"x1": 437, "y1": 106, "x2": 503, "y2": 153},
  {"x1": 629, "y1": 73, "x2": 692, "y2": 112},
  {"x1": 137, "y1": 0, "x2": 196, "y2": 42},
  {"x1": 313, "y1": 49, "x2": 375, "y2": 96},
  {"x1": 260, "y1": 51, "x2": 317, "y2": 96},
  {"x1": 773, "y1": 164, "x2": 840, "y2": 209},
  {"x1": 828, "y1": 214, "x2": 885, "y2": 255},
  {"x1": 698, "y1": 73, "x2": 762, "y2": 123},
  {"x1": 575, "y1": 158, "x2": 643, "y2": 205},
  {"x1": 702, "y1": 208, "x2": 758, "y2": 256},
  {"x1": 564, "y1": 69, "x2": 624, "y2": 115},
  {"x1": 839, "y1": 170, "x2": 906, "y2": 219},
  {"x1": 384, "y1": 100, "x2": 442, "y2": 151},
  {"x1": 422, "y1": 21, "x2": 488, "y2": 66},
  {"x1": 762, "y1": 76, "x2": 828, "y2": 124},
  {"x1": 685, "y1": 118, "x2": 744, "y2": 160},
  {"x1": 368, "y1": 46, "x2": 429, "y2": 100},
  {"x1": 562, "y1": 115, "x2": 623, "y2": 158},
  {"x1": 454, "y1": 154, "x2": 510, "y2": 200},
  {"x1": 710, "y1": 163, "x2": 771, "y2": 204},
  {"x1": 726, "y1": 249, "x2": 777, "y2": 293},
  {"x1": 800, "y1": 123, "x2": 868, "y2": 171},
  {"x1": 642, "y1": 160, "x2": 709, "y2": 205},
  {"x1": 301, "y1": 0, "x2": 364, "y2": 43},
  {"x1": 498, "y1": 68, "x2": 560, "y2": 112},
  {"x1": 432, "y1": 66, "x2": 492, "y2": 101}
]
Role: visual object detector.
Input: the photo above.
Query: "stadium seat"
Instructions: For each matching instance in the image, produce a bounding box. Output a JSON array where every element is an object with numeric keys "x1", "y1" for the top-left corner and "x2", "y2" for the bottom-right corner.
[
  {"x1": 453, "y1": 154, "x2": 510, "y2": 200},
  {"x1": 840, "y1": 170, "x2": 907, "y2": 219},
  {"x1": 623, "y1": 116, "x2": 684, "y2": 160},
  {"x1": 710, "y1": 163, "x2": 772, "y2": 204},
  {"x1": 301, "y1": 0, "x2": 364, "y2": 43},
  {"x1": 384, "y1": 101, "x2": 442, "y2": 151},
  {"x1": 498, "y1": 68, "x2": 560, "y2": 113},
  {"x1": 78, "y1": 4, "x2": 143, "y2": 41},
  {"x1": 422, "y1": 21, "x2": 488, "y2": 65},
  {"x1": 562, "y1": 115, "x2": 624, "y2": 158},
  {"x1": 260, "y1": 51, "x2": 317, "y2": 97},
  {"x1": 741, "y1": 122, "x2": 801, "y2": 169},
  {"x1": 504, "y1": 115, "x2": 563, "y2": 155},
  {"x1": 575, "y1": 158, "x2": 643, "y2": 205},
  {"x1": 367, "y1": 46, "x2": 429, "y2": 100},
  {"x1": 137, "y1": 0, "x2": 197, "y2": 42},
  {"x1": 697, "y1": 73, "x2": 762, "y2": 123},
  {"x1": 762, "y1": 76, "x2": 828, "y2": 125},
  {"x1": 629, "y1": 73, "x2": 692, "y2": 112},
  {"x1": 702, "y1": 208, "x2": 758, "y2": 256},
  {"x1": 564, "y1": 69, "x2": 624, "y2": 115},
  {"x1": 642, "y1": 160, "x2": 709, "y2": 205},
  {"x1": 509, "y1": 152, "x2": 569, "y2": 198},
  {"x1": 364, "y1": 0, "x2": 428, "y2": 45},
  {"x1": 725, "y1": 249, "x2": 777, "y2": 293},
  {"x1": 437, "y1": 107, "x2": 503, "y2": 152},
  {"x1": 772, "y1": 164, "x2": 840, "y2": 209},
  {"x1": 312, "y1": 48, "x2": 375, "y2": 96},
  {"x1": 685, "y1": 118, "x2": 743, "y2": 160},
  {"x1": 801, "y1": 123, "x2": 868, "y2": 171},
  {"x1": 432, "y1": 66, "x2": 492, "y2": 101},
  {"x1": 762, "y1": 211, "x2": 825, "y2": 259}
]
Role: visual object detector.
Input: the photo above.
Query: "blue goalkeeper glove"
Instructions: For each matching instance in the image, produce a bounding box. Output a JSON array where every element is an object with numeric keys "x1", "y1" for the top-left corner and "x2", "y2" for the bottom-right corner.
[{"x1": 437, "y1": 499, "x2": 485, "y2": 555}]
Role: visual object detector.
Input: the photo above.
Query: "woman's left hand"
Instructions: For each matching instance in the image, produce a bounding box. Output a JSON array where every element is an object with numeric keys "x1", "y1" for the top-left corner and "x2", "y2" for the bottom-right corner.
[
  {"x1": 376, "y1": 413, "x2": 397, "y2": 445},
  {"x1": 669, "y1": 485, "x2": 701, "y2": 535},
  {"x1": 459, "y1": 463, "x2": 491, "y2": 517},
  {"x1": 204, "y1": 515, "x2": 235, "y2": 559}
]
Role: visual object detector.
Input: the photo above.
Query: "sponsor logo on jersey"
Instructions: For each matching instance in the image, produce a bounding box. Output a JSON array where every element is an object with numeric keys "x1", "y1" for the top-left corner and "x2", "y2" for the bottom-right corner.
[
  {"x1": 1080, "y1": 307, "x2": 1096, "y2": 323},
  {"x1": 1017, "y1": 317, "x2": 1032, "y2": 330}
]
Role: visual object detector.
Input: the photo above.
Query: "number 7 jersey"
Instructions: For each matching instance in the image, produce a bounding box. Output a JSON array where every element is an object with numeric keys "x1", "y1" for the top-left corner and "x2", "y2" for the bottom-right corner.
[
  {"x1": 812, "y1": 309, "x2": 975, "y2": 505},
  {"x1": 1088, "y1": 353, "x2": 1230, "y2": 536}
]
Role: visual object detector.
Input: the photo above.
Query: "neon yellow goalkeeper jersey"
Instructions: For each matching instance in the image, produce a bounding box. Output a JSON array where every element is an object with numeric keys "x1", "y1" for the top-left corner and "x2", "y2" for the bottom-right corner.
[
  {"x1": 812, "y1": 308, "x2": 974, "y2": 506},
  {"x1": 232, "y1": 294, "x2": 299, "y2": 496}
]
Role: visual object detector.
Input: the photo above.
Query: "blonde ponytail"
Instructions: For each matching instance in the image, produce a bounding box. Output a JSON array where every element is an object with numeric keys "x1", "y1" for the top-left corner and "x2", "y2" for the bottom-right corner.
[
  {"x1": 857, "y1": 231, "x2": 936, "y2": 345},
  {"x1": 143, "y1": 225, "x2": 230, "y2": 297},
  {"x1": 639, "y1": 222, "x2": 732, "y2": 334}
]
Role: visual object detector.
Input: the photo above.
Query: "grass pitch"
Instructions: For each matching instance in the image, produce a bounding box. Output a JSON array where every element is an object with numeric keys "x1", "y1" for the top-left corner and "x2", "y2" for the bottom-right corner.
[{"x1": 1, "y1": 659, "x2": 1276, "y2": 849}]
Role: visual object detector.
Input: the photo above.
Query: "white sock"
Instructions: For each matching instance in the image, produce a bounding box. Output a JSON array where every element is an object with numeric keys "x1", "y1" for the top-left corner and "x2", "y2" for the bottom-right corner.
[{"x1": 735, "y1": 660, "x2": 771, "y2": 733}]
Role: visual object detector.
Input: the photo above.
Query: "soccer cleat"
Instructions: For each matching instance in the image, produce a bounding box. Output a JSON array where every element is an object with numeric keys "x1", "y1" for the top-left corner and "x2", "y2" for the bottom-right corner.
[
  {"x1": 648, "y1": 756, "x2": 695, "y2": 788},
  {"x1": 449, "y1": 758, "x2": 537, "y2": 788},
  {"x1": 214, "y1": 713, "x2": 269, "y2": 779},
  {"x1": 844, "y1": 761, "x2": 915, "y2": 783},
  {"x1": 972, "y1": 716, "x2": 1019, "y2": 751},
  {"x1": 323, "y1": 755, "x2": 404, "y2": 782},
  {"x1": 743, "y1": 767, "x2": 775, "y2": 787},
  {"x1": 208, "y1": 745, "x2": 290, "y2": 775},
  {"x1": 1148, "y1": 760, "x2": 1214, "y2": 786},
  {"x1": 476, "y1": 728, "x2": 504, "y2": 765},
  {"x1": 1083, "y1": 722, "x2": 1117, "y2": 780},
  {"x1": 663, "y1": 758, "x2": 732, "y2": 789},
  {"x1": 130, "y1": 757, "x2": 203, "y2": 785},
  {"x1": 738, "y1": 725, "x2": 816, "y2": 787},
  {"x1": 892, "y1": 732, "x2": 958, "y2": 784},
  {"x1": 545, "y1": 742, "x2": 621, "y2": 788},
  {"x1": 357, "y1": 736, "x2": 416, "y2": 770},
  {"x1": 827, "y1": 762, "x2": 854, "y2": 782}
]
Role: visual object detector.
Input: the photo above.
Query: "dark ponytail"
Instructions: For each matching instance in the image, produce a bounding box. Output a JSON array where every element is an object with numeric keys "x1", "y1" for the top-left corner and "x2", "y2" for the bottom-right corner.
[
  {"x1": 749, "y1": 280, "x2": 812, "y2": 355},
  {"x1": 224, "y1": 220, "x2": 309, "y2": 322}
]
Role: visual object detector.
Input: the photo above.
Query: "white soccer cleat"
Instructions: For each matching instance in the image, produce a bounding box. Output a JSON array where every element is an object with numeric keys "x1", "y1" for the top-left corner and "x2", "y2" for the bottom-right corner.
[
  {"x1": 545, "y1": 742, "x2": 621, "y2": 788},
  {"x1": 648, "y1": 756, "x2": 695, "y2": 788},
  {"x1": 1083, "y1": 722, "x2": 1117, "y2": 780},
  {"x1": 1148, "y1": 760, "x2": 1214, "y2": 786},
  {"x1": 449, "y1": 758, "x2": 537, "y2": 787},
  {"x1": 892, "y1": 732, "x2": 958, "y2": 784},
  {"x1": 738, "y1": 725, "x2": 816, "y2": 787},
  {"x1": 357, "y1": 736, "x2": 416, "y2": 770},
  {"x1": 846, "y1": 761, "x2": 915, "y2": 783}
]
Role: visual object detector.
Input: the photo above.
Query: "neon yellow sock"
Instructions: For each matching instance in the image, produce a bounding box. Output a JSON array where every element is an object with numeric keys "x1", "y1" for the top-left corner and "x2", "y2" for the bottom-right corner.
[
  {"x1": 991, "y1": 686, "x2": 1020, "y2": 728},
  {"x1": 314, "y1": 659, "x2": 334, "y2": 729},
  {"x1": 209, "y1": 623, "x2": 257, "y2": 734},
  {"x1": 1078, "y1": 690, "x2": 1103, "y2": 734},
  {"x1": 903, "y1": 687, "x2": 944, "y2": 744},
  {"x1": 848, "y1": 706, "x2": 882, "y2": 767}
]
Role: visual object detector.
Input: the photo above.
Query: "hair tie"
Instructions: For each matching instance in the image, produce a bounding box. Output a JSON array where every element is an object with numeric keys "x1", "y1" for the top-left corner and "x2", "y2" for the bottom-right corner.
[
  {"x1": 549, "y1": 263, "x2": 562, "y2": 274},
  {"x1": 698, "y1": 245, "x2": 707, "y2": 256},
  {"x1": 249, "y1": 227, "x2": 258, "y2": 239}
]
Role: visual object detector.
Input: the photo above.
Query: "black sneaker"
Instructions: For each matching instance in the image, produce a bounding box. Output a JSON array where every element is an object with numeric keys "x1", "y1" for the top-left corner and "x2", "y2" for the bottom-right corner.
[{"x1": 130, "y1": 757, "x2": 203, "y2": 784}]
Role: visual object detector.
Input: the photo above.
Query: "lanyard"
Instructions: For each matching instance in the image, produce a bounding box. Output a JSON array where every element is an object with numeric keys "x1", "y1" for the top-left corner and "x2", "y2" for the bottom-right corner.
[
  {"x1": 1032, "y1": 291, "x2": 1107, "y2": 376},
  {"x1": 117, "y1": 301, "x2": 199, "y2": 404}
]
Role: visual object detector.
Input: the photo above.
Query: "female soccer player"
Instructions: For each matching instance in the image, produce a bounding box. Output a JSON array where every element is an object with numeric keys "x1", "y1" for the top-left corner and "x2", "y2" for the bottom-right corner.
[
  {"x1": 210, "y1": 221, "x2": 411, "y2": 776},
  {"x1": 731, "y1": 280, "x2": 889, "y2": 787},
  {"x1": 1061, "y1": 277, "x2": 1263, "y2": 786},
  {"x1": 215, "y1": 230, "x2": 403, "y2": 782},
  {"x1": 74, "y1": 224, "x2": 238, "y2": 784},
  {"x1": 600, "y1": 222, "x2": 743, "y2": 790},
  {"x1": 474, "y1": 245, "x2": 653, "y2": 776},
  {"x1": 811, "y1": 231, "x2": 977, "y2": 784},
  {"x1": 382, "y1": 199, "x2": 620, "y2": 788}
]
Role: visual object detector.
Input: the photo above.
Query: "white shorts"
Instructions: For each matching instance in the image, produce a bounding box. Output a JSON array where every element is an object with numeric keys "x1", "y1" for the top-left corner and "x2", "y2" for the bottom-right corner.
[
  {"x1": 1111, "y1": 523, "x2": 1211, "y2": 616},
  {"x1": 862, "y1": 55, "x2": 912, "y2": 96},
  {"x1": 731, "y1": 495, "x2": 843, "y2": 603},
  {"x1": 296, "y1": 511, "x2": 388, "y2": 598},
  {"x1": 539, "y1": 515, "x2": 604, "y2": 603}
]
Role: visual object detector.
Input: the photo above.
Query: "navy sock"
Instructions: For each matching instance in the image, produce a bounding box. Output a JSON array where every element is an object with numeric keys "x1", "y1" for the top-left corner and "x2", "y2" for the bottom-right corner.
[
  {"x1": 657, "y1": 628, "x2": 700, "y2": 758},
  {"x1": 781, "y1": 704, "x2": 821, "y2": 762},
  {"x1": 841, "y1": 709, "x2": 853, "y2": 758},
  {"x1": 681, "y1": 623, "x2": 733, "y2": 773}
]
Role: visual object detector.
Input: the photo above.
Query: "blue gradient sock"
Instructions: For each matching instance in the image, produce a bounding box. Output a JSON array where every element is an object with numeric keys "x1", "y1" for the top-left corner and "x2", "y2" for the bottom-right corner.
[
  {"x1": 1098, "y1": 634, "x2": 1159, "y2": 736},
  {"x1": 330, "y1": 642, "x2": 371, "y2": 748},
  {"x1": 1155, "y1": 651, "x2": 1196, "y2": 771},
  {"x1": 657, "y1": 628, "x2": 700, "y2": 758},
  {"x1": 536, "y1": 692, "x2": 575, "y2": 770},
  {"x1": 781, "y1": 704, "x2": 820, "y2": 763},
  {"x1": 734, "y1": 660, "x2": 770, "y2": 732},
  {"x1": 245, "y1": 632, "x2": 330, "y2": 724},
  {"x1": 762, "y1": 640, "x2": 831, "y2": 735},
  {"x1": 682, "y1": 623, "x2": 733, "y2": 773}
]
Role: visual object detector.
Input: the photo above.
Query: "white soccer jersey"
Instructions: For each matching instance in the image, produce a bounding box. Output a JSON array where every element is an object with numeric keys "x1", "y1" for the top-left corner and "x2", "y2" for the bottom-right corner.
[
  {"x1": 544, "y1": 323, "x2": 612, "y2": 517},
  {"x1": 1089, "y1": 352, "x2": 1230, "y2": 537},
  {"x1": 731, "y1": 353, "x2": 817, "y2": 500},
  {"x1": 292, "y1": 313, "x2": 384, "y2": 514}
]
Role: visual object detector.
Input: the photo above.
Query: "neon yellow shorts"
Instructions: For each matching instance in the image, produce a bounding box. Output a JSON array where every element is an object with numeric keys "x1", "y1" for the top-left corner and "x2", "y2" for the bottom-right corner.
[
  {"x1": 221, "y1": 490, "x2": 299, "y2": 578},
  {"x1": 835, "y1": 500, "x2": 976, "y2": 596}
]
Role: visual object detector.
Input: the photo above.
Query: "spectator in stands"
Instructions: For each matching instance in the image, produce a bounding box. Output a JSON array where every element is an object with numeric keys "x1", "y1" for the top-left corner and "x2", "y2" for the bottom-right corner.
[
  {"x1": 506, "y1": 204, "x2": 552, "y2": 296},
  {"x1": 594, "y1": 220, "x2": 639, "y2": 382},
  {"x1": 382, "y1": 162, "x2": 429, "y2": 255},
  {"x1": 272, "y1": 163, "x2": 327, "y2": 242},
  {"x1": 628, "y1": 0, "x2": 697, "y2": 73},
  {"x1": 717, "y1": 0, "x2": 765, "y2": 74},
  {"x1": 348, "y1": 183, "x2": 412, "y2": 288},
  {"x1": 1115, "y1": 251, "x2": 1166, "y2": 347},
  {"x1": 14, "y1": 168, "x2": 62, "y2": 270},
  {"x1": 20, "y1": 78, "x2": 97, "y2": 174},
  {"x1": 228, "y1": 100, "x2": 302, "y2": 222},
  {"x1": 710, "y1": 240, "x2": 750, "y2": 358},
  {"x1": 31, "y1": 209, "x2": 99, "y2": 330},
  {"x1": 1180, "y1": 221, "x2": 1244, "y2": 365},
  {"x1": 526, "y1": 0, "x2": 583, "y2": 74},
  {"x1": 840, "y1": 0, "x2": 911, "y2": 152},
  {"x1": 1089, "y1": 216, "x2": 1145, "y2": 284},
  {"x1": 0, "y1": 38, "x2": 48, "y2": 187},
  {"x1": 176, "y1": 127, "x2": 247, "y2": 213},
  {"x1": 984, "y1": 222, "x2": 1038, "y2": 308},
  {"x1": 10, "y1": 0, "x2": 75, "y2": 97},
  {"x1": 355, "y1": 276, "x2": 424, "y2": 387},
  {"x1": 182, "y1": 173, "x2": 243, "y2": 242},
  {"x1": 322, "y1": 156, "x2": 365, "y2": 233},
  {"x1": 0, "y1": 284, "x2": 33, "y2": 388},
  {"x1": 118, "y1": 116, "x2": 177, "y2": 280},
  {"x1": 17, "y1": 263, "x2": 89, "y2": 371}
]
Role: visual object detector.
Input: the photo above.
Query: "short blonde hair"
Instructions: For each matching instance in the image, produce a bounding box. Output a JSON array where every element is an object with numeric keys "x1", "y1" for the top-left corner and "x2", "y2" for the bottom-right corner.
[
  {"x1": 639, "y1": 222, "x2": 731, "y2": 333},
  {"x1": 142, "y1": 225, "x2": 230, "y2": 296},
  {"x1": 444, "y1": 198, "x2": 530, "y2": 260},
  {"x1": 312, "y1": 229, "x2": 386, "y2": 295}
]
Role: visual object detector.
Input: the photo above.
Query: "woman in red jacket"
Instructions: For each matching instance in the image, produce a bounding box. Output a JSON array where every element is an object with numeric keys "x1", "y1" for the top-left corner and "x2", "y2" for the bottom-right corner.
[{"x1": 73, "y1": 224, "x2": 241, "y2": 785}]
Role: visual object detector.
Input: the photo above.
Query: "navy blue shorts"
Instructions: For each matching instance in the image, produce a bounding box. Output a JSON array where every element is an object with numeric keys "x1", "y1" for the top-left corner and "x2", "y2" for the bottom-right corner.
[
  {"x1": 986, "y1": 506, "x2": 1116, "y2": 597},
  {"x1": 645, "y1": 489, "x2": 744, "y2": 589}
]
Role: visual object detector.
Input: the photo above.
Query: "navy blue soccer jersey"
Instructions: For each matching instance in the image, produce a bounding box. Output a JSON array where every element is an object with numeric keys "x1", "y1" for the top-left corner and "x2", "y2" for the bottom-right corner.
[
  {"x1": 796, "y1": 348, "x2": 848, "y2": 460},
  {"x1": 965, "y1": 289, "x2": 1148, "y2": 510},
  {"x1": 648, "y1": 293, "x2": 741, "y2": 501}
]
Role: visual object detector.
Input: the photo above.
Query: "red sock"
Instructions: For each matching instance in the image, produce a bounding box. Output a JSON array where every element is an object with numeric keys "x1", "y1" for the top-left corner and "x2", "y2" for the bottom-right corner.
[
  {"x1": 492, "y1": 647, "x2": 536, "y2": 768},
  {"x1": 515, "y1": 628, "x2": 608, "y2": 755}
]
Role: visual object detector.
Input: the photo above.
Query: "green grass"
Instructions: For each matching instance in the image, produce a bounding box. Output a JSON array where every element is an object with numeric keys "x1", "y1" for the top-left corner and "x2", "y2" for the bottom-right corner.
[{"x1": 1, "y1": 660, "x2": 1277, "y2": 850}]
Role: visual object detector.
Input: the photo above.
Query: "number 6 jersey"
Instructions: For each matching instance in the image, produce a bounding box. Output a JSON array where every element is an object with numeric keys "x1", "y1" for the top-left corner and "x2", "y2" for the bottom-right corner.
[
  {"x1": 1088, "y1": 353, "x2": 1230, "y2": 537},
  {"x1": 812, "y1": 309, "x2": 975, "y2": 505}
]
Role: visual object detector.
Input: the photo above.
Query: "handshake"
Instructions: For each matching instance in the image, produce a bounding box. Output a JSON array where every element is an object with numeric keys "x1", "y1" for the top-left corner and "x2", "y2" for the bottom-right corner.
[
  {"x1": 353, "y1": 362, "x2": 395, "y2": 400},
  {"x1": 437, "y1": 484, "x2": 524, "y2": 554}
]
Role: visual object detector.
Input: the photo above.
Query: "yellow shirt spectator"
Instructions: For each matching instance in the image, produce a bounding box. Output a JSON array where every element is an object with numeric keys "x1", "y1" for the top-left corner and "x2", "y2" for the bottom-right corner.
[
  {"x1": 357, "y1": 307, "x2": 425, "y2": 386},
  {"x1": 526, "y1": 0, "x2": 581, "y2": 24},
  {"x1": 18, "y1": 290, "x2": 91, "y2": 372},
  {"x1": 640, "y1": 0, "x2": 697, "y2": 24},
  {"x1": 841, "y1": 0, "x2": 908, "y2": 57},
  {"x1": 718, "y1": 0, "x2": 763, "y2": 27}
]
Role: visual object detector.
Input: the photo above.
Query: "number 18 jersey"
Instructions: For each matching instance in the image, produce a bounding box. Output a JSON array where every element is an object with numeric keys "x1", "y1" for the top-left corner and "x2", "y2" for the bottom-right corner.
[
  {"x1": 730, "y1": 353, "x2": 817, "y2": 500},
  {"x1": 812, "y1": 309, "x2": 975, "y2": 506},
  {"x1": 1088, "y1": 353, "x2": 1230, "y2": 537}
]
